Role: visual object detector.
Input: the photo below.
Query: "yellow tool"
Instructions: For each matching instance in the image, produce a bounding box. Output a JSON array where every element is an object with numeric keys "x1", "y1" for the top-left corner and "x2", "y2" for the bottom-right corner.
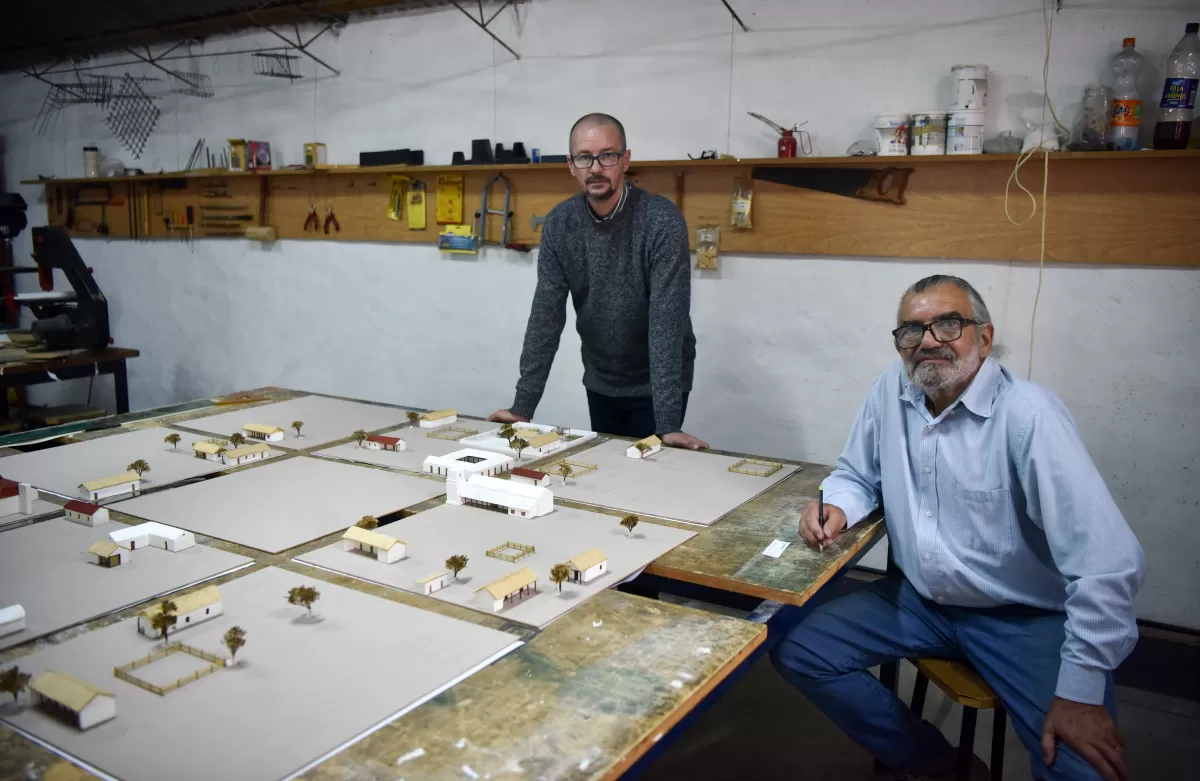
[
  {"x1": 387, "y1": 175, "x2": 409, "y2": 222},
  {"x1": 407, "y1": 182, "x2": 427, "y2": 230},
  {"x1": 437, "y1": 224, "x2": 477, "y2": 254},
  {"x1": 436, "y1": 174, "x2": 464, "y2": 224}
]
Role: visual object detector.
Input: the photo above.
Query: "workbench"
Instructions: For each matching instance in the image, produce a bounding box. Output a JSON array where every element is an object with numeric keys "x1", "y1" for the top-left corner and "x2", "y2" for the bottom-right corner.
[
  {"x1": 0, "y1": 346, "x2": 139, "y2": 419},
  {"x1": 0, "y1": 387, "x2": 883, "y2": 781}
]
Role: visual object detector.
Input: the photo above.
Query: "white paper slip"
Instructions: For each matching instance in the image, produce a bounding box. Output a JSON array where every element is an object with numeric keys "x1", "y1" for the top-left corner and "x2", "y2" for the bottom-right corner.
[{"x1": 761, "y1": 539, "x2": 791, "y2": 558}]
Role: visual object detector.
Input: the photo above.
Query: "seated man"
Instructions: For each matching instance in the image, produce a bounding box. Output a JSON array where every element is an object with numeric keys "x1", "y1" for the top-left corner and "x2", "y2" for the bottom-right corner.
[{"x1": 772, "y1": 276, "x2": 1143, "y2": 781}]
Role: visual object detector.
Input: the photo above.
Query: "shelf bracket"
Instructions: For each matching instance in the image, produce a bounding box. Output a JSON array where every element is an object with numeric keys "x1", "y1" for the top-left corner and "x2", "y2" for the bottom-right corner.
[
  {"x1": 450, "y1": 1, "x2": 520, "y2": 60},
  {"x1": 751, "y1": 166, "x2": 914, "y2": 206}
]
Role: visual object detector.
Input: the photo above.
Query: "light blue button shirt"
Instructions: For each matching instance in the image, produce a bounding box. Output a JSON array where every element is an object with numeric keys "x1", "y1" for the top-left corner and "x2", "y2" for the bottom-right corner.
[{"x1": 823, "y1": 356, "x2": 1144, "y2": 705}]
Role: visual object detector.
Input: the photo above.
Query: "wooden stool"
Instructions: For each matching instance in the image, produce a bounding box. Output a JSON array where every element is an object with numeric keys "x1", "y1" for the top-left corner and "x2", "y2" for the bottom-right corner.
[{"x1": 909, "y1": 658, "x2": 1006, "y2": 781}]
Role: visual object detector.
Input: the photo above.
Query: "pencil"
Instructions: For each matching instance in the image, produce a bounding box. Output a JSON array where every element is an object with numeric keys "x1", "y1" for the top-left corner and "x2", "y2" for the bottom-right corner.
[{"x1": 818, "y1": 485, "x2": 825, "y2": 551}]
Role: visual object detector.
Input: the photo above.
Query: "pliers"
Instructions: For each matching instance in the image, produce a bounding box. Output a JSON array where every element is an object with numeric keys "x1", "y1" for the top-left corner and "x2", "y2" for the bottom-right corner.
[
  {"x1": 324, "y1": 206, "x2": 340, "y2": 235},
  {"x1": 303, "y1": 204, "x2": 319, "y2": 232}
]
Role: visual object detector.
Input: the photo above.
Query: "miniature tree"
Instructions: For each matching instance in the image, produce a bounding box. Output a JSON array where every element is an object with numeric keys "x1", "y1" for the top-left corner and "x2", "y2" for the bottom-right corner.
[
  {"x1": 0, "y1": 665, "x2": 31, "y2": 703},
  {"x1": 555, "y1": 462, "x2": 575, "y2": 484},
  {"x1": 445, "y1": 554, "x2": 469, "y2": 579},
  {"x1": 498, "y1": 423, "x2": 515, "y2": 442},
  {"x1": 150, "y1": 599, "x2": 178, "y2": 643},
  {"x1": 223, "y1": 626, "x2": 247, "y2": 661},
  {"x1": 287, "y1": 585, "x2": 321, "y2": 616},
  {"x1": 549, "y1": 563, "x2": 571, "y2": 592},
  {"x1": 292, "y1": 420, "x2": 305, "y2": 437},
  {"x1": 510, "y1": 436, "x2": 529, "y2": 459},
  {"x1": 229, "y1": 432, "x2": 246, "y2": 447},
  {"x1": 407, "y1": 411, "x2": 420, "y2": 428},
  {"x1": 352, "y1": 429, "x2": 368, "y2": 448},
  {"x1": 164, "y1": 433, "x2": 181, "y2": 450},
  {"x1": 634, "y1": 441, "x2": 652, "y2": 457},
  {"x1": 356, "y1": 515, "x2": 379, "y2": 530},
  {"x1": 126, "y1": 459, "x2": 151, "y2": 477},
  {"x1": 620, "y1": 514, "x2": 640, "y2": 537}
]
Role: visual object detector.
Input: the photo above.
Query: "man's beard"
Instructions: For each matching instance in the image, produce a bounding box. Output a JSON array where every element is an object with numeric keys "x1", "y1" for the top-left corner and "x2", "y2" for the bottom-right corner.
[
  {"x1": 904, "y1": 341, "x2": 982, "y2": 394},
  {"x1": 585, "y1": 175, "x2": 617, "y2": 202}
]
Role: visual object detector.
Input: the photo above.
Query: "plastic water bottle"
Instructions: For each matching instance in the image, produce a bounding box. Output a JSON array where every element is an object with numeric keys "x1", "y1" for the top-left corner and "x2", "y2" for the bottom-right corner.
[
  {"x1": 1109, "y1": 38, "x2": 1145, "y2": 150},
  {"x1": 1154, "y1": 22, "x2": 1200, "y2": 149}
]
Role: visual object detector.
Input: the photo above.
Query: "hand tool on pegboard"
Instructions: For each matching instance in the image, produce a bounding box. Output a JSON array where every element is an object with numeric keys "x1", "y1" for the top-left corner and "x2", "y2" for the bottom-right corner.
[
  {"x1": 407, "y1": 181, "x2": 427, "y2": 230},
  {"x1": 324, "y1": 207, "x2": 340, "y2": 235},
  {"x1": 474, "y1": 174, "x2": 513, "y2": 247},
  {"x1": 303, "y1": 204, "x2": 319, "y2": 232}
]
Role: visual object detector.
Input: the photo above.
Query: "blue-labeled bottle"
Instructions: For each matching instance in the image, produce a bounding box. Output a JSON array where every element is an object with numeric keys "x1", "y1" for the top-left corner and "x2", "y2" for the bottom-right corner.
[{"x1": 1154, "y1": 22, "x2": 1199, "y2": 149}]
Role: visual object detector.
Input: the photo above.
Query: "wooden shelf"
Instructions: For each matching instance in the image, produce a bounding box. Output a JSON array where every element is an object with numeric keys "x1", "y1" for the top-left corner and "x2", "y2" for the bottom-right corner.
[{"x1": 22, "y1": 149, "x2": 1200, "y2": 185}]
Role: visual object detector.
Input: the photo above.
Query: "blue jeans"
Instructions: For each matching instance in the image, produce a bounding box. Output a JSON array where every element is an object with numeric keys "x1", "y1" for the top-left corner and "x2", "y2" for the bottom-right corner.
[{"x1": 770, "y1": 577, "x2": 1116, "y2": 780}]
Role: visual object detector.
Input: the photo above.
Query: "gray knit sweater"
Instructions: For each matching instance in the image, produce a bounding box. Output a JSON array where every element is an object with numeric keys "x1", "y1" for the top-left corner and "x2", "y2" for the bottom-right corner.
[{"x1": 510, "y1": 185, "x2": 697, "y2": 434}]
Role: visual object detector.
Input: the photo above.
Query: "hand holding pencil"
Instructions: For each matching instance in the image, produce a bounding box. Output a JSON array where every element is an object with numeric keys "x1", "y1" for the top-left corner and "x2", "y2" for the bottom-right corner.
[{"x1": 799, "y1": 487, "x2": 847, "y2": 550}]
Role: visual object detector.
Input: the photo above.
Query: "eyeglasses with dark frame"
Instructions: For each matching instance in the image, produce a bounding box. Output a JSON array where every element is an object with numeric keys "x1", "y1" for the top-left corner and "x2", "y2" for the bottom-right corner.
[
  {"x1": 891, "y1": 317, "x2": 979, "y2": 349},
  {"x1": 569, "y1": 150, "x2": 626, "y2": 169}
]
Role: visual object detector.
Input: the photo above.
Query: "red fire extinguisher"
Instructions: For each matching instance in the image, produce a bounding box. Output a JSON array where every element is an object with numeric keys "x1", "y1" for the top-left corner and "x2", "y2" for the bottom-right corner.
[{"x1": 748, "y1": 112, "x2": 811, "y2": 158}]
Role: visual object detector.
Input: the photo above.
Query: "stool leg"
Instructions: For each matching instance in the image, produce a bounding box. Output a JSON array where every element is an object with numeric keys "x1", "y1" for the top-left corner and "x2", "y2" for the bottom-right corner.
[
  {"x1": 874, "y1": 661, "x2": 902, "y2": 774},
  {"x1": 910, "y1": 670, "x2": 930, "y2": 717},
  {"x1": 957, "y1": 708, "x2": 977, "y2": 781},
  {"x1": 990, "y1": 705, "x2": 1006, "y2": 781}
]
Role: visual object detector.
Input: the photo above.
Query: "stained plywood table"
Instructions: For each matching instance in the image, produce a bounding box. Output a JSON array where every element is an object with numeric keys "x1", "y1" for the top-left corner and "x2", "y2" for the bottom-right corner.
[{"x1": 0, "y1": 387, "x2": 877, "y2": 781}]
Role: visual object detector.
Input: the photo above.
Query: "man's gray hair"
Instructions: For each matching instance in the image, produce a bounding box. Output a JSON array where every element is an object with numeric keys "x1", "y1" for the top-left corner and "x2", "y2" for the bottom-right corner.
[{"x1": 899, "y1": 275, "x2": 992, "y2": 325}]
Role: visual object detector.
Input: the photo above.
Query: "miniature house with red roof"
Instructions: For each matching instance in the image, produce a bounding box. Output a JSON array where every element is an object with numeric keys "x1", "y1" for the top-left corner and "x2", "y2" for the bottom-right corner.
[
  {"x1": 510, "y1": 467, "x2": 551, "y2": 487},
  {"x1": 365, "y1": 434, "x2": 406, "y2": 452},
  {"x1": 0, "y1": 477, "x2": 38, "y2": 517},
  {"x1": 64, "y1": 500, "x2": 110, "y2": 527}
]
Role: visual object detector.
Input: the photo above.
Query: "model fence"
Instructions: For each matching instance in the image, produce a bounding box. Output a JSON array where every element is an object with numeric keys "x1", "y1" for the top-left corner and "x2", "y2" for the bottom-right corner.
[
  {"x1": 728, "y1": 457, "x2": 783, "y2": 477},
  {"x1": 114, "y1": 642, "x2": 227, "y2": 696},
  {"x1": 544, "y1": 459, "x2": 598, "y2": 478},
  {"x1": 428, "y1": 426, "x2": 479, "y2": 441},
  {"x1": 485, "y1": 541, "x2": 536, "y2": 562}
]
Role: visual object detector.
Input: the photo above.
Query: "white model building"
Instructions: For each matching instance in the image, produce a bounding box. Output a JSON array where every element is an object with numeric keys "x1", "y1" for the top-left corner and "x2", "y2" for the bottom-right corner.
[
  {"x1": 64, "y1": 500, "x2": 110, "y2": 527},
  {"x1": 419, "y1": 408, "x2": 457, "y2": 428},
  {"x1": 447, "y1": 473, "x2": 554, "y2": 519},
  {"x1": 568, "y1": 549, "x2": 609, "y2": 584},
  {"x1": 29, "y1": 671, "x2": 116, "y2": 730},
  {"x1": 522, "y1": 431, "x2": 562, "y2": 456},
  {"x1": 137, "y1": 585, "x2": 222, "y2": 637},
  {"x1": 222, "y1": 441, "x2": 271, "y2": 466},
  {"x1": 109, "y1": 521, "x2": 195, "y2": 552},
  {"x1": 627, "y1": 434, "x2": 662, "y2": 459},
  {"x1": 192, "y1": 441, "x2": 225, "y2": 461},
  {"x1": 88, "y1": 540, "x2": 128, "y2": 568},
  {"x1": 78, "y1": 472, "x2": 140, "y2": 501},
  {"x1": 510, "y1": 467, "x2": 551, "y2": 487},
  {"x1": 423, "y1": 448, "x2": 513, "y2": 479},
  {"x1": 243, "y1": 423, "x2": 285, "y2": 442},
  {"x1": 417, "y1": 571, "x2": 450, "y2": 595},
  {"x1": 365, "y1": 434, "x2": 406, "y2": 452},
  {"x1": 0, "y1": 604, "x2": 26, "y2": 637},
  {"x1": 0, "y1": 477, "x2": 37, "y2": 515},
  {"x1": 342, "y1": 526, "x2": 407, "y2": 563},
  {"x1": 477, "y1": 567, "x2": 538, "y2": 612}
]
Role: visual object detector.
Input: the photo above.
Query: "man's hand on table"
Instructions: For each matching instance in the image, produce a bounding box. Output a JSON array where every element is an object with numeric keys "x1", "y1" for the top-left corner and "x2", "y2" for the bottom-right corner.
[
  {"x1": 488, "y1": 409, "x2": 530, "y2": 424},
  {"x1": 799, "y1": 501, "x2": 847, "y2": 548},
  {"x1": 1042, "y1": 697, "x2": 1128, "y2": 781},
  {"x1": 662, "y1": 431, "x2": 709, "y2": 450}
]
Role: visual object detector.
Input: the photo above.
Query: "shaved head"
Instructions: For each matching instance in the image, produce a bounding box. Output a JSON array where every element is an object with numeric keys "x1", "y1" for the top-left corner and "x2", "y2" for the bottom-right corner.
[{"x1": 569, "y1": 113, "x2": 626, "y2": 152}]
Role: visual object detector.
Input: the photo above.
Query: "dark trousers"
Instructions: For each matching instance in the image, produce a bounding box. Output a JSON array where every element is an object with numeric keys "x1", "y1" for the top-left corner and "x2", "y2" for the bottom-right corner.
[{"x1": 585, "y1": 390, "x2": 689, "y2": 439}]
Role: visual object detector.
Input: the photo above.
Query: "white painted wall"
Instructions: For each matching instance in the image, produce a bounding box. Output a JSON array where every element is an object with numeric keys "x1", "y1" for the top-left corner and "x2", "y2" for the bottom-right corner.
[{"x1": 1, "y1": 1, "x2": 1197, "y2": 628}]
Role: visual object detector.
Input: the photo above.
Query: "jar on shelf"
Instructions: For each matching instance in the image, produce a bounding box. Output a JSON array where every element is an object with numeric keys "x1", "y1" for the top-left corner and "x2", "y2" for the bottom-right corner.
[{"x1": 1076, "y1": 86, "x2": 1113, "y2": 151}]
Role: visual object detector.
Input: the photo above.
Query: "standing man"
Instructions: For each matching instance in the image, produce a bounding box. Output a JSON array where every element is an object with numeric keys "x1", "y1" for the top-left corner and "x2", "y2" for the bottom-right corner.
[
  {"x1": 489, "y1": 113, "x2": 706, "y2": 448},
  {"x1": 773, "y1": 276, "x2": 1143, "y2": 781}
]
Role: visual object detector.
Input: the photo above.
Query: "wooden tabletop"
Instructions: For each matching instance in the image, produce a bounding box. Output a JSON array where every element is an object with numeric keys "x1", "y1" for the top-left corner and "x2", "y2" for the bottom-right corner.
[
  {"x1": 0, "y1": 346, "x2": 139, "y2": 375},
  {"x1": 0, "y1": 387, "x2": 872, "y2": 781}
]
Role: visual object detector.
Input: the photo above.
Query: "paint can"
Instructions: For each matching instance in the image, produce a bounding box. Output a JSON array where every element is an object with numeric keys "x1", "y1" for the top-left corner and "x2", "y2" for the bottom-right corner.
[
  {"x1": 950, "y1": 64, "x2": 989, "y2": 110},
  {"x1": 911, "y1": 112, "x2": 947, "y2": 154},
  {"x1": 874, "y1": 113, "x2": 911, "y2": 156},
  {"x1": 947, "y1": 109, "x2": 985, "y2": 154}
]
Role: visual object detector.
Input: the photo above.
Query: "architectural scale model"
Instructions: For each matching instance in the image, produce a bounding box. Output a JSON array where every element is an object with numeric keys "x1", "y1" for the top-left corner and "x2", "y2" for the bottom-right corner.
[
  {"x1": 417, "y1": 571, "x2": 450, "y2": 594},
  {"x1": 78, "y1": 471, "x2": 140, "y2": 501},
  {"x1": 423, "y1": 448, "x2": 513, "y2": 479},
  {"x1": 137, "y1": 586, "x2": 222, "y2": 637},
  {"x1": 485, "y1": 541, "x2": 536, "y2": 562},
  {"x1": 64, "y1": 500, "x2": 109, "y2": 527},
  {"x1": 114, "y1": 642, "x2": 228, "y2": 696},
  {"x1": 448, "y1": 473, "x2": 554, "y2": 518},
  {"x1": 221, "y1": 442, "x2": 271, "y2": 466},
  {"x1": 342, "y1": 526, "x2": 407, "y2": 563},
  {"x1": 476, "y1": 567, "x2": 538, "y2": 612},
  {"x1": 426, "y1": 425, "x2": 478, "y2": 441},
  {"x1": 728, "y1": 457, "x2": 785, "y2": 477},
  {"x1": 0, "y1": 604, "x2": 25, "y2": 637},
  {"x1": 419, "y1": 409, "x2": 458, "y2": 428},
  {"x1": 365, "y1": 434, "x2": 406, "y2": 452},
  {"x1": 568, "y1": 549, "x2": 609, "y2": 583},
  {"x1": 460, "y1": 422, "x2": 597, "y2": 459},
  {"x1": 28, "y1": 671, "x2": 115, "y2": 730},
  {"x1": 627, "y1": 434, "x2": 662, "y2": 459},
  {"x1": 87, "y1": 540, "x2": 127, "y2": 568},
  {"x1": 242, "y1": 423, "x2": 285, "y2": 442},
  {"x1": 510, "y1": 467, "x2": 551, "y2": 486},
  {"x1": 0, "y1": 477, "x2": 37, "y2": 515},
  {"x1": 109, "y1": 522, "x2": 196, "y2": 552},
  {"x1": 191, "y1": 441, "x2": 224, "y2": 461}
]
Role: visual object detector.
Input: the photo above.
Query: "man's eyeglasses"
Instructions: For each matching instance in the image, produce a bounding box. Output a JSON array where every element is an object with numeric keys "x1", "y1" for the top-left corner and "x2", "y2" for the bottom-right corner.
[
  {"x1": 892, "y1": 317, "x2": 979, "y2": 349},
  {"x1": 570, "y1": 151, "x2": 625, "y2": 169}
]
